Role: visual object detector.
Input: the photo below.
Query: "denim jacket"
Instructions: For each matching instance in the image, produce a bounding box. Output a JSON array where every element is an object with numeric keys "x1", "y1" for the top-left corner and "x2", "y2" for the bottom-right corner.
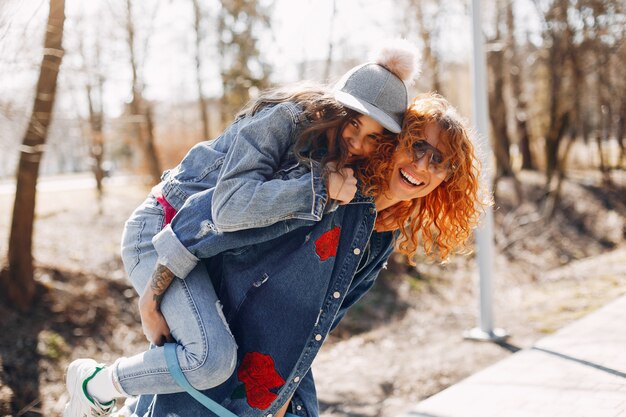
[
  {"x1": 152, "y1": 102, "x2": 331, "y2": 277},
  {"x1": 128, "y1": 192, "x2": 396, "y2": 417}
]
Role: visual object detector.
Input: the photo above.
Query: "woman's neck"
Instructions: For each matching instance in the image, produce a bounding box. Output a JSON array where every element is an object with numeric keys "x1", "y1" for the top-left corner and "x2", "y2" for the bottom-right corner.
[{"x1": 374, "y1": 194, "x2": 401, "y2": 212}]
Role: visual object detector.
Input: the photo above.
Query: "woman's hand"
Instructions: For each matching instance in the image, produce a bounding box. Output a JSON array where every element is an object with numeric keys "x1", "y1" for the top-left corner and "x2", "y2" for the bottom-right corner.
[
  {"x1": 327, "y1": 164, "x2": 357, "y2": 204},
  {"x1": 139, "y1": 295, "x2": 173, "y2": 346}
]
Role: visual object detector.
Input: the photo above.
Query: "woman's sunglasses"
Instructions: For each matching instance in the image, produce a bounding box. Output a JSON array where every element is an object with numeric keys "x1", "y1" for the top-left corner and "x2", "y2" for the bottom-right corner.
[{"x1": 411, "y1": 141, "x2": 455, "y2": 180}]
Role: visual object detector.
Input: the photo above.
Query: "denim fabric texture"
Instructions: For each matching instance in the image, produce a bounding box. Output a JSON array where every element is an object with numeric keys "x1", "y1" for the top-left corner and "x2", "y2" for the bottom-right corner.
[
  {"x1": 128, "y1": 195, "x2": 395, "y2": 417},
  {"x1": 159, "y1": 102, "x2": 327, "y2": 227},
  {"x1": 119, "y1": 196, "x2": 238, "y2": 395},
  {"x1": 151, "y1": 102, "x2": 329, "y2": 278}
]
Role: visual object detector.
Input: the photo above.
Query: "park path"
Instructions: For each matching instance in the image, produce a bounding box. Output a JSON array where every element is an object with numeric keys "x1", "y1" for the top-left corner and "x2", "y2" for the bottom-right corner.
[{"x1": 402, "y1": 293, "x2": 626, "y2": 417}]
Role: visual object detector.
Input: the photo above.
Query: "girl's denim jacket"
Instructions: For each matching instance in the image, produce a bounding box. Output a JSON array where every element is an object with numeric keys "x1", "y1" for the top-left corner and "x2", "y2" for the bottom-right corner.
[
  {"x1": 129, "y1": 190, "x2": 396, "y2": 417},
  {"x1": 151, "y1": 101, "x2": 331, "y2": 279}
]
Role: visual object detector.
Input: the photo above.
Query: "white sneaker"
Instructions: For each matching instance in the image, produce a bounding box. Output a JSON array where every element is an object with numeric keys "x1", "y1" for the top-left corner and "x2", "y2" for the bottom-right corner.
[{"x1": 64, "y1": 359, "x2": 116, "y2": 417}]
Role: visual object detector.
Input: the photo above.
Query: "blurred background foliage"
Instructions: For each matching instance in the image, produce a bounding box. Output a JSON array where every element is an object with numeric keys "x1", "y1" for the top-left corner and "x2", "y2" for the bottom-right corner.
[
  {"x1": 0, "y1": 0, "x2": 624, "y2": 308},
  {"x1": 1, "y1": 0, "x2": 623, "y2": 186},
  {"x1": 0, "y1": 1, "x2": 624, "y2": 414}
]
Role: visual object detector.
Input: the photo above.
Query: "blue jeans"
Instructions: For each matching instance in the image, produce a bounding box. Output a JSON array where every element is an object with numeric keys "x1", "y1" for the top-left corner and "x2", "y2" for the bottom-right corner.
[{"x1": 117, "y1": 196, "x2": 237, "y2": 395}]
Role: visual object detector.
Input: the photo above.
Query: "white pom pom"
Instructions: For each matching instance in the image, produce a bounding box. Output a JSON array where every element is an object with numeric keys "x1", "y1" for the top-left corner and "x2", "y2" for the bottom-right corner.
[{"x1": 372, "y1": 39, "x2": 421, "y2": 83}]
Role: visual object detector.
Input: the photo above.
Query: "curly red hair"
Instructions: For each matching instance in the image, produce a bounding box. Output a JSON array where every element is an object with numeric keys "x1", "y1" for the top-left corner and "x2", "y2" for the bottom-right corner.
[{"x1": 359, "y1": 93, "x2": 488, "y2": 263}]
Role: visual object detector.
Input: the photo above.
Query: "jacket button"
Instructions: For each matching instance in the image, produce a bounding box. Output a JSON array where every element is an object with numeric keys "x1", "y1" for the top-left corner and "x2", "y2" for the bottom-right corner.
[
  {"x1": 293, "y1": 376, "x2": 300, "y2": 382},
  {"x1": 353, "y1": 248, "x2": 361, "y2": 255},
  {"x1": 333, "y1": 291, "x2": 341, "y2": 299},
  {"x1": 315, "y1": 334, "x2": 323, "y2": 341},
  {"x1": 370, "y1": 207, "x2": 376, "y2": 214},
  {"x1": 297, "y1": 405, "x2": 302, "y2": 411}
]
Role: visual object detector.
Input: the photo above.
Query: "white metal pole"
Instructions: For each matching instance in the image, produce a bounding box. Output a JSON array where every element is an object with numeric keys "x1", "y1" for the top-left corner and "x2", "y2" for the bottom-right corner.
[{"x1": 464, "y1": 0, "x2": 508, "y2": 342}]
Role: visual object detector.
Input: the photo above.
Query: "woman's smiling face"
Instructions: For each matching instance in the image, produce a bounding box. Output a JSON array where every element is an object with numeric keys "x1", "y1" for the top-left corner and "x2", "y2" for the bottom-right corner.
[{"x1": 385, "y1": 122, "x2": 450, "y2": 203}]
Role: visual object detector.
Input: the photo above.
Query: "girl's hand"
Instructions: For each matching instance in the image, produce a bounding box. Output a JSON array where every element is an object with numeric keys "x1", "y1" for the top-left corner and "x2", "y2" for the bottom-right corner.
[
  {"x1": 139, "y1": 295, "x2": 174, "y2": 346},
  {"x1": 327, "y1": 164, "x2": 357, "y2": 204}
]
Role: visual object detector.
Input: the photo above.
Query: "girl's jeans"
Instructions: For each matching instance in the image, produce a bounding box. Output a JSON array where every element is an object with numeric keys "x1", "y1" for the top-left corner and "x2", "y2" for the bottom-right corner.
[{"x1": 117, "y1": 196, "x2": 237, "y2": 395}]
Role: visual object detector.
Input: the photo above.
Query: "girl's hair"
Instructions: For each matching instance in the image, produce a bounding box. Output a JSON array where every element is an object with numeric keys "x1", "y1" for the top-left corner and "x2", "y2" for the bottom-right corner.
[
  {"x1": 237, "y1": 82, "x2": 383, "y2": 171},
  {"x1": 359, "y1": 92, "x2": 489, "y2": 263}
]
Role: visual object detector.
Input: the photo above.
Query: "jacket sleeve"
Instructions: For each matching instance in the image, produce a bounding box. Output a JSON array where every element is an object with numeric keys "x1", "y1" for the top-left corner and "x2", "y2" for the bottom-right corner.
[
  {"x1": 153, "y1": 187, "x2": 316, "y2": 279},
  {"x1": 212, "y1": 103, "x2": 328, "y2": 232}
]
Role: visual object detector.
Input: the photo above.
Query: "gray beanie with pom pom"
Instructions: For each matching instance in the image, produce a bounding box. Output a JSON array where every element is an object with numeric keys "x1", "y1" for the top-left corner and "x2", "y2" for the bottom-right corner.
[{"x1": 334, "y1": 39, "x2": 419, "y2": 133}]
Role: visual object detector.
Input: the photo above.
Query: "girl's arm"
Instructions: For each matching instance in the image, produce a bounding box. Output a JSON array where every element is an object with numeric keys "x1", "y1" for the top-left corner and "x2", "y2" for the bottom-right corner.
[
  {"x1": 152, "y1": 187, "x2": 318, "y2": 280},
  {"x1": 211, "y1": 103, "x2": 329, "y2": 232}
]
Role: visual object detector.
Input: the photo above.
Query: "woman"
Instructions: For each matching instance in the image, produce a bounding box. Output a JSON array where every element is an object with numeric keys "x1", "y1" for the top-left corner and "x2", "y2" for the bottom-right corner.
[
  {"x1": 122, "y1": 93, "x2": 486, "y2": 417},
  {"x1": 63, "y1": 42, "x2": 418, "y2": 417}
]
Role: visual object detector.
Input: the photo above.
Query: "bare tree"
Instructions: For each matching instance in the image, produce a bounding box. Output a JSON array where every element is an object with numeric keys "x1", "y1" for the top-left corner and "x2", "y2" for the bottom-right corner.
[
  {"x1": 323, "y1": 0, "x2": 337, "y2": 82},
  {"x1": 75, "y1": 28, "x2": 107, "y2": 205},
  {"x1": 532, "y1": 0, "x2": 625, "y2": 215},
  {"x1": 616, "y1": 25, "x2": 626, "y2": 167},
  {"x1": 85, "y1": 64, "x2": 106, "y2": 202},
  {"x1": 1, "y1": 0, "x2": 65, "y2": 310},
  {"x1": 505, "y1": 2, "x2": 535, "y2": 171},
  {"x1": 125, "y1": 0, "x2": 161, "y2": 184},
  {"x1": 487, "y1": 0, "x2": 523, "y2": 202},
  {"x1": 534, "y1": 0, "x2": 573, "y2": 192},
  {"x1": 192, "y1": 0, "x2": 210, "y2": 140},
  {"x1": 217, "y1": 0, "x2": 272, "y2": 123},
  {"x1": 413, "y1": 0, "x2": 441, "y2": 92},
  {"x1": 594, "y1": 58, "x2": 609, "y2": 185}
]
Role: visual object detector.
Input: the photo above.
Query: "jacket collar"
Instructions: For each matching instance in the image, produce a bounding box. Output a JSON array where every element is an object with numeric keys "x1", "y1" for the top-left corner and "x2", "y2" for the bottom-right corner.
[{"x1": 349, "y1": 188, "x2": 375, "y2": 204}]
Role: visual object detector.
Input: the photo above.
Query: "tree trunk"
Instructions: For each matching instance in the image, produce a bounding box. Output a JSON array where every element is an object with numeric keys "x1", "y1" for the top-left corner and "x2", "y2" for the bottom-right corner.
[
  {"x1": 617, "y1": 98, "x2": 626, "y2": 167},
  {"x1": 544, "y1": 111, "x2": 569, "y2": 186},
  {"x1": 126, "y1": 0, "x2": 161, "y2": 184},
  {"x1": 597, "y1": 50, "x2": 613, "y2": 186},
  {"x1": 142, "y1": 102, "x2": 161, "y2": 181},
  {"x1": 77, "y1": 25, "x2": 106, "y2": 205},
  {"x1": 414, "y1": 0, "x2": 441, "y2": 92},
  {"x1": 488, "y1": 48, "x2": 514, "y2": 177},
  {"x1": 506, "y1": 2, "x2": 534, "y2": 170},
  {"x1": 544, "y1": 40, "x2": 566, "y2": 185},
  {"x1": 192, "y1": 0, "x2": 210, "y2": 139},
  {"x1": 543, "y1": 133, "x2": 575, "y2": 219},
  {"x1": 85, "y1": 81, "x2": 105, "y2": 205},
  {"x1": 487, "y1": 12, "x2": 523, "y2": 203},
  {"x1": 1, "y1": 0, "x2": 65, "y2": 311},
  {"x1": 322, "y1": 0, "x2": 337, "y2": 82}
]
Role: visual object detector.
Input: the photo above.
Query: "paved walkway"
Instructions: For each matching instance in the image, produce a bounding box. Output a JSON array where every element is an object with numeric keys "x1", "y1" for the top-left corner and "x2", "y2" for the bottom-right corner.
[{"x1": 402, "y1": 294, "x2": 626, "y2": 417}]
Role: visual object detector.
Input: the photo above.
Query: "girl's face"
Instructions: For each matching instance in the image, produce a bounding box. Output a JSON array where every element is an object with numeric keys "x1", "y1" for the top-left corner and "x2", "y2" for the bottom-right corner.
[
  {"x1": 385, "y1": 122, "x2": 451, "y2": 203},
  {"x1": 341, "y1": 115, "x2": 385, "y2": 157}
]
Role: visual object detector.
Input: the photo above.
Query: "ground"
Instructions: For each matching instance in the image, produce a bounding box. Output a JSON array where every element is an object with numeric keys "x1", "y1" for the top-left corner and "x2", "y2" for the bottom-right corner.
[{"x1": 0, "y1": 171, "x2": 624, "y2": 417}]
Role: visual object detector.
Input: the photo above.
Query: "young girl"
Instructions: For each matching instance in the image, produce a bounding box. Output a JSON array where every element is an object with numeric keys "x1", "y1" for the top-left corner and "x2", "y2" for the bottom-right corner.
[
  {"x1": 124, "y1": 92, "x2": 486, "y2": 417},
  {"x1": 63, "y1": 42, "x2": 418, "y2": 417}
]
